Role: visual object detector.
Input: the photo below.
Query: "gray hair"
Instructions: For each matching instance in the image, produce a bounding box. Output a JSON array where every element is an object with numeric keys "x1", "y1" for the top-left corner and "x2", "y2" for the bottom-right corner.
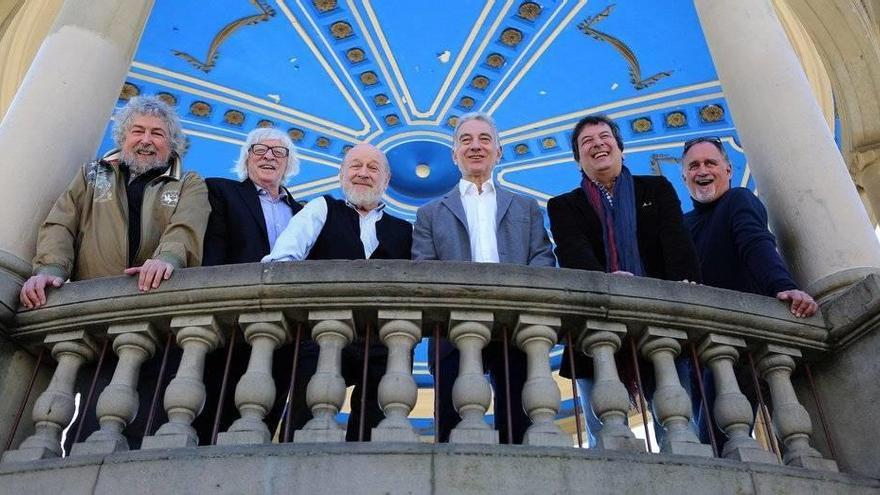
[
  {"x1": 233, "y1": 127, "x2": 300, "y2": 182},
  {"x1": 112, "y1": 96, "x2": 186, "y2": 155},
  {"x1": 452, "y1": 112, "x2": 502, "y2": 152},
  {"x1": 341, "y1": 143, "x2": 391, "y2": 177}
]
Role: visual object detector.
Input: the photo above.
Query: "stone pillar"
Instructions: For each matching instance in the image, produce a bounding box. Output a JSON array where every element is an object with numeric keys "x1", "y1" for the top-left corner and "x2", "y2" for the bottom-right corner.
[
  {"x1": 71, "y1": 322, "x2": 157, "y2": 455},
  {"x1": 142, "y1": 315, "x2": 223, "y2": 449},
  {"x1": 513, "y1": 314, "x2": 570, "y2": 447},
  {"x1": 856, "y1": 148, "x2": 880, "y2": 223},
  {"x1": 448, "y1": 311, "x2": 498, "y2": 444},
  {"x1": 638, "y1": 327, "x2": 712, "y2": 457},
  {"x1": 697, "y1": 334, "x2": 777, "y2": 463},
  {"x1": 1, "y1": 331, "x2": 95, "y2": 462},
  {"x1": 693, "y1": 0, "x2": 880, "y2": 299},
  {"x1": 371, "y1": 310, "x2": 421, "y2": 443},
  {"x1": 217, "y1": 312, "x2": 290, "y2": 445},
  {"x1": 579, "y1": 320, "x2": 644, "y2": 452},
  {"x1": 756, "y1": 345, "x2": 839, "y2": 471},
  {"x1": 294, "y1": 310, "x2": 354, "y2": 443}
]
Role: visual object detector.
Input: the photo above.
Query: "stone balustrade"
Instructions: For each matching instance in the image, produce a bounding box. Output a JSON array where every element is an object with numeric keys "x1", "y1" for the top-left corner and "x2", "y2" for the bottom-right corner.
[{"x1": 0, "y1": 261, "x2": 837, "y2": 474}]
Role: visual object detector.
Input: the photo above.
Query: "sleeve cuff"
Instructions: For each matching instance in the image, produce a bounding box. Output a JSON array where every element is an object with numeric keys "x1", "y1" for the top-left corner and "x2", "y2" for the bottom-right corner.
[
  {"x1": 34, "y1": 264, "x2": 68, "y2": 280},
  {"x1": 155, "y1": 253, "x2": 185, "y2": 269}
]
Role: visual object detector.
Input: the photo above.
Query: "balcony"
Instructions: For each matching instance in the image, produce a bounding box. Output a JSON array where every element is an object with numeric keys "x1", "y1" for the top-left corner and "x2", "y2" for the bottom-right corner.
[{"x1": 0, "y1": 261, "x2": 878, "y2": 494}]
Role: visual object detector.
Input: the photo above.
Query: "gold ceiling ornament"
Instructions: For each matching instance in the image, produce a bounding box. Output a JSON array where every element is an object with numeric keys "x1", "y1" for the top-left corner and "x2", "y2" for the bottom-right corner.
[
  {"x1": 500, "y1": 28, "x2": 523, "y2": 47},
  {"x1": 156, "y1": 92, "x2": 177, "y2": 106},
  {"x1": 316, "y1": 137, "x2": 331, "y2": 148},
  {"x1": 374, "y1": 94, "x2": 390, "y2": 106},
  {"x1": 541, "y1": 137, "x2": 557, "y2": 149},
  {"x1": 471, "y1": 75, "x2": 490, "y2": 90},
  {"x1": 649, "y1": 153, "x2": 681, "y2": 176},
  {"x1": 190, "y1": 101, "x2": 212, "y2": 117},
  {"x1": 119, "y1": 82, "x2": 140, "y2": 101},
  {"x1": 224, "y1": 110, "x2": 246, "y2": 126},
  {"x1": 459, "y1": 96, "x2": 475, "y2": 109},
  {"x1": 346, "y1": 47, "x2": 365, "y2": 64},
  {"x1": 342, "y1": 144, "x2": 353, "y2": 154},
  {"x1": 518, "y1": 2, "x2": 542, "y2": 21},
  {"x1": 360, "y1": 71, "x2": 378, "y2": 86},
  {"x1": 699, "y1": 104, "x2": 725, "y2": 123},
  {"x1": 312, "y1": 0, "x2": 337, "y2": 12},
  {"x1": 172, "y1": 0, "x2": 275, "y2": 73},
  {"x1": 384, "y1": 114, "x2": 400, "y2": 126},
  {"x1": 578, "y1": 5, "x2": 673, "y2": 90},
  {"x1": 514, "y1": 144, "x2": 530, "y2": 155},
  {"x1": 631, "y1": 117, "x2": 653, "y2": 133},
  {"x1": 257, "y1": 119, "x2": 274, "y2": 128},
  {"x1": 415, "y1": 164, "x2": 431, "y2": 178},
  {"x1": 665, "y1": 111, "x2": 687, "y2": 128},
  {"x1": 486, "y1": 53, "x2": 506, "y2": 69},
  {"x1": 447, "y1": 116, "x2": 459, "y2": 128},
  {"x1": 331, "y1": 21, "x2": 354, "y2": 39},
  {"x1": 288, "y1": 128, "x2": 305, "y2": 141}
]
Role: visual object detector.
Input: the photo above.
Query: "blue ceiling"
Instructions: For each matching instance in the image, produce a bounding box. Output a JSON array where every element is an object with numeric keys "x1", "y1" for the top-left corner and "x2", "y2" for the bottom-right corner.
[{"x1": 101, "y1": 0, "x2": 755, "y2": 222}]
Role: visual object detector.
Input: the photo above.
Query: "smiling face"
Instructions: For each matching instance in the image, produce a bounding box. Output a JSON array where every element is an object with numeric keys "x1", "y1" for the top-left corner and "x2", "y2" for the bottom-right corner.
[
  {"x1": 452, "y1": 118, "x2": 501, "y2": 184},
  {"x1": 683, "y1": 141, "x2": 732, "y2": 203},
  {"x1": 246, "y1": 138, "x2": 289, "y2": 192},
  {"x1": 340, "y1": 144, "x2": 389, "y2": 210},
  {"x1": 576, "y1": 122, "x2": 623, "y2": 183},
  {"x1": 120, "y1": 114, "x2": 172, "y2": 173}
]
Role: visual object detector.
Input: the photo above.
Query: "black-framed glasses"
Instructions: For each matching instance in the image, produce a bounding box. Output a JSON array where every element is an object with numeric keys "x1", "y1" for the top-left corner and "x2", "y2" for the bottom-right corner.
[
  {"x1": 683, "y1": 136, "x2": 723, "y2": 154},
  {"x1": 249, "y1": 144, "x2": 289, "y2": 158}
]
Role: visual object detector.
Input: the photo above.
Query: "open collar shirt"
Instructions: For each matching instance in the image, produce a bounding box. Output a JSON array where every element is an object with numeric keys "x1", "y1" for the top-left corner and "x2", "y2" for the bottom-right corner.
[{"x1": 459, "y1": 178, "x2": 499, "y2": 263}]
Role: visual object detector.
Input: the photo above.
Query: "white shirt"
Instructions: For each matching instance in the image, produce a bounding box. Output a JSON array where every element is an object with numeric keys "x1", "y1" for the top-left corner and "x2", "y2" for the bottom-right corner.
[
  {"x1": 262, "y1": 196, "x2": 384, "y2": 262},
  {"x1": 459, "y1": 178, "x2": 499, "y2": 263}
]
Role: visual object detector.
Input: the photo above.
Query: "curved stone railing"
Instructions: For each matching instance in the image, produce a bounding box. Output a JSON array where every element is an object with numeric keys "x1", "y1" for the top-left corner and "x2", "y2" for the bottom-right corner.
[{"x1": 0, "y1": 261, "x2": 837, "y2": 472}]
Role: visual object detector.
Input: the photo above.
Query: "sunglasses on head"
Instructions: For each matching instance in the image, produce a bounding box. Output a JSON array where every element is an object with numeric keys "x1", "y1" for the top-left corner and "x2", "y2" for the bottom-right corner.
[{"x1": 683, "y1": 136, "x2": 724, "y2": 155}]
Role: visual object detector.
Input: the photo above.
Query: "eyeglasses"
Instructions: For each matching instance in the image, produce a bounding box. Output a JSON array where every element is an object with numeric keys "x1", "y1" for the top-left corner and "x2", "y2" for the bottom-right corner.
[
  {"x1": 249, "y1": 144, "x2": 289, "y2": 158},
  {"x1": 683, "y1": 136, "x2": 723, "y2": 154}
]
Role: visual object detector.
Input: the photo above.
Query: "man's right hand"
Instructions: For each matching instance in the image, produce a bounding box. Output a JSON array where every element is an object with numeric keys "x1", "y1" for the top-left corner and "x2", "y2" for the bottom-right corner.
[{"x1": 20, "y1": 274, "x2": 64, "y2": 309}]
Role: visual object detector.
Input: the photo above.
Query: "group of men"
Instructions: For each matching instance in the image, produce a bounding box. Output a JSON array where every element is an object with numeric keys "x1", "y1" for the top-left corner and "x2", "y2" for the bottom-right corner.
[{"x1": 19, "y1": 95, "x2": 816, "y2": 448}]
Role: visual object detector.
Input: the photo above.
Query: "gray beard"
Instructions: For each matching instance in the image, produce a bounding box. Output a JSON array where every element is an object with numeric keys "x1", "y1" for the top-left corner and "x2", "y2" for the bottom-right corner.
[
  {"x1": 342, "y1": 182, "x2": 383, "y2": 210},
  {"x1": 121, "y1": 149, "x2": 169, "y2": 176}
]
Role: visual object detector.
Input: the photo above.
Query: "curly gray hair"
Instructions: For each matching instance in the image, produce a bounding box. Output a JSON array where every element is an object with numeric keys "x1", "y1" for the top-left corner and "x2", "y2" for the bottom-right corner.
[
  {"x1": 232, "y1": 127, "x2": 300, "y2": 182},
  {"x1": 112, "y1": 96, "x2": 186, "y2": 155}
]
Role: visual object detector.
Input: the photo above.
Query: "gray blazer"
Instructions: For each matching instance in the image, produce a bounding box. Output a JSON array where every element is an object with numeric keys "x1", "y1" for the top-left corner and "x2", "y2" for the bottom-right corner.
[{"x1": 412, "y1": 185, "x2": 556, "y2": 267}]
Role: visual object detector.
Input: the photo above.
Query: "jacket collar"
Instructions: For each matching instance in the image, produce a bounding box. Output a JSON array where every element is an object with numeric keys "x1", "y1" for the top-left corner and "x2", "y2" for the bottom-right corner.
[{"x1": 101, "y1": 148, "x2": 183, "y2": 180}]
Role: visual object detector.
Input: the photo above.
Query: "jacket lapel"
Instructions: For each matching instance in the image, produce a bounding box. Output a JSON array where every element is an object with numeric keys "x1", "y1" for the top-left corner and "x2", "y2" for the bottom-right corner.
[
  {"x1": 440, "y1": 188, "x2": 469, "y2": 233},
  {"x1": 237, "y1": 178, "x2": 269, "y2": 240},
  {"x1": 495, "y1": 187, "x2": 513, "y2": 229}
]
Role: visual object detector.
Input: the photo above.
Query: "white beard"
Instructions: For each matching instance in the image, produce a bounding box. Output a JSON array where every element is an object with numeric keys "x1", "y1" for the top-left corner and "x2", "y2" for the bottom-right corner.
[
  {"x1": 343, "y1": 181, "x2": 383, "y2": 209},
  {"x1": 121, "y1": 147, "x2": 169, "y2": 175}
]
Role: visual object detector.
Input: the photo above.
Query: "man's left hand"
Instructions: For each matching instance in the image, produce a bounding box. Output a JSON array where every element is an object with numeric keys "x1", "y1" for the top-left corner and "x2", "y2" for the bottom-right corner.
[
  {"x1": 776, "y1": 289, "x2": 818, "y2": 318},
  {"x1": 124, "y1": 259, "x2": 174, "y2": 291}
]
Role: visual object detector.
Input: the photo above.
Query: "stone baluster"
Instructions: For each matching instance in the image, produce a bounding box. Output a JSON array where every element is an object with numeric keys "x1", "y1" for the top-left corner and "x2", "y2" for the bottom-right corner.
[
  {"x1": 294, "y1": 310, "x2": 355, "y2": 443},
  {"x1": 1, "y1": 331, "x2": 96, "y2": 462},
  {"x1": 217, "y1": 312, "x2": 290, "y2": 445},
  {"x1": 638, "y1": 327, "x2": 713, "y2": 457},
  {"x1": 698, "y1": 334, "x2": 777, "y2": 463},
  {"x1": 756, "y1": 345, "x2": 839, "y2": 471},
  {"x1": 71, "y1": 323, "x2": 157, "y2": 455},
  {"x1": 372, "y1": 310, "x2": 422, "y2": 442},
  {"x1": 449, "y1": 311, "x2": 498, "y2": 444},
  {"x1": 579, "y1": 320, "x2": 644, "y2": 452},
  {"x1": 142, "y1": 315, "x2": 224, "y2": 449},
  {"x1": 513, "y1": 314, "x2": 570, "y2": 447}
]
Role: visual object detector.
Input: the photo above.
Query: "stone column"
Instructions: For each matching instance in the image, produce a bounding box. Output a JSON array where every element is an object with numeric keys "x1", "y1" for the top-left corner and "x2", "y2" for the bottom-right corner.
[
  {"x1": 638, "y1": 327, "x2": 712, "y2": 457},
  {"x1": 448, "y1": 311, "x2": 498, "y2": 444},
  {"x1": 513, "y1": 314, "x2": 570, "y2": 447},
  {"x1": 71, "y1": 322, "x2": 157, "y2": 455},
  {"x1": 697, "y1": 334, "x2": 777, "y2": 463},
  {"x1": 856, "y1": 147, "x2": 880, "y2": 223},
  {"x1": 294, "y1": 310, "x2": 354, "y2": 443},
  {"x1": 1, "y1": 331, "x2": 95, "y2": 462},
  {"x1": 693, "y1": 0, "x2": 880, "y2": 299},
  {"x1": 756, "y1": 345, "x2": 839, "y2": 471},
  {"x1": 578, "y1": 320, "x2": 644, "y2": 452},
  {"x1": 372, "y1": 310, "x2": 421, "y2": 443},
  {"x1": 142, "y1": 315, "x2": 224, "y2": 449},
  {"x1": 217, "y1": 312, "x2": 290, "y2": 445}
]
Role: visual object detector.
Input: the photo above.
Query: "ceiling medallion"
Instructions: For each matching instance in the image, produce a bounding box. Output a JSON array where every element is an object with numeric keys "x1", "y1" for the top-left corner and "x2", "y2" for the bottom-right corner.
[
  {"x1": 313, "y1": 0, "x2": 337, "y2": 12},
  {"x1": 316, "y1": 137, "x2": 331, "y2": 148},
  {"x1": 374, "y1": 94, "x2": 390, "y2": 106},
  {"x1": 518, "y1": 2, "x2": 542, "y2": 21},
  {"x1": 346, "y1": 48, "x2": 365, "y2": 64},
  {"x1": 665, "y1": 111, "x2": 687, "y2": 128},
  {"x1": 360, "y1": 71, "x2": 379, "y2": 86},
  {"x1": 486, "y1": 53, "x2": 506, "y2": 69},
  {"x1": 189, "y1": 101, "x2": 212, "y2": 117},
  {"x1": 447, "y1": 116, "x2": 459, "y2": 128},
  {"x1": 257, "y1": 119, "x2": 274, "y2": 128},
  {"x1": 541, "y1": 137, "x2": 557, "y2": 149},
  {"x1": 120, "y1": 82, "x2": 140, "y2": 101},
  {"x1": 384, "y1": 114, "x2": 400, "y2": 126},
  {"x1": 500, "y1": 28, "x2": 524, "y2": 47},
  {"x1": 415, "y1": 164, "x2": 431, "y2": 179},
  {"x1": 459, "y1": 96, "x2": 475, "y2": 109},
  {"x1": 330, "y1": 21, "x2": 353, "y2": 40},
  {"x1": 514, "y1": 144, "x2": 530, "y2": 155},
  {"x1": 288, "y1": 128, "x2": 305, "y2": 141},
  {"x1": 471, "y1": 75, "x2": 490, "y2": 90},
  {"x1": 631, "y1": 117, "x2": 653, "y2": 133},
  {"x1": 156, "y1": 92, "x2": 176, "y2": 107},
  {"x1": 224, "y1": 110, "x2": 246, "y2": 126},
  {"x1": 700, "y1": 104, "x2": 725, "y2": 123}
]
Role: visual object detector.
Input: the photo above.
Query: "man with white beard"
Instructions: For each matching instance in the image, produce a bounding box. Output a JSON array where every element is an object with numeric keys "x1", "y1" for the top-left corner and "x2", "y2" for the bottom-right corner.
[{"x1": 263, "y1": 143, "x2": 412, "y2": 441}]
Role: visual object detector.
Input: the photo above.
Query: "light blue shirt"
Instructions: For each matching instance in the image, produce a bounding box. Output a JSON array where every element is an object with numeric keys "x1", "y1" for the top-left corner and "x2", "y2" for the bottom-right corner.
[{"x1": 255, "y1": 184, "x2": 294, "y2": 250}]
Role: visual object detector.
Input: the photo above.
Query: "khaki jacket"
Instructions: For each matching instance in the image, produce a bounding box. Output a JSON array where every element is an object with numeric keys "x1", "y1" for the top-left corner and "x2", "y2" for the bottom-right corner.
[{"x1": 32, "y1": 150, "x2": 210, "y2": 281}]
